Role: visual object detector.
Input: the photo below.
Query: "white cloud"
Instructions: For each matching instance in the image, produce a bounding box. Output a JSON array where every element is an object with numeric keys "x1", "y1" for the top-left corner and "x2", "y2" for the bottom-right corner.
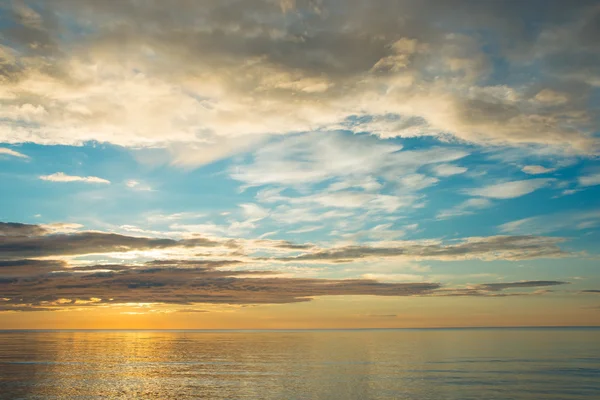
[
  {"x1": 0, "y1": 147, "x2": 29, "y2": 159},
  {"x1": 466, "y1": 179, "x2": 552, "y2": 199},
  {"x1": 40, "y1": 223, "x2": 84, "y2": 234},
  {"x1": 327, "y1": 176, "x2": 382, "y2": 192},
  {"x1": 39, "y1": 172, "x2": 110, "y2": 184},
  {"x1": 1, "y1": 0, "x2": 596, "y2": 167},
  {"x1": 284, "y1": 191, "x2": 414, "y2": 213},
  {"x1": 499, "y1": 209, "x2": 600, "y2": 235},
  {"x1": 361, "y1": 273, "x2": 426, "y2": 282},
  {"x1": 232, "y1": 132, "x2": 404, "y2": 187},
  {"x1": 521, "y1": 165, "x2": 556, "y2": 175},
  {"x1": 269, "y1": 206, "x2": 354, "y2": 225},
  {"x1": 288, "y1": 226, "x2": 323, "y2": 234},
  {"x1": 437, "y1": 198, "x2": 493, "y2": 219},
  {"x1": 578, "y1": 172, "x2": 600, "y2": 187},
  {"x1": 239, "y1": 203, "x2": 269, "y2": 222},
  {"x1": 432, "y1": 164, "x2": 467, "y2": 177},
  {"x1": 126, "y1": 179, "x2": 152, "y2": 191},
  {"x1": 399, "y1": 174, "x2": 439, "y2": 190},
  {"x1": 145, "y1": 212, "x2": 206, "y2": 223},
  {"x1": 232, "y1": 132, "x2": 467, "y2": 189},
  {"x1": 233, "y1": 132, "x2": 467, "y2": 236},
  {"x1": 340, "y1": 223, "x2": 413, "y2": 241},
  {"x1": 533, "y1": 89, "x2": 569, "y2": 105}
]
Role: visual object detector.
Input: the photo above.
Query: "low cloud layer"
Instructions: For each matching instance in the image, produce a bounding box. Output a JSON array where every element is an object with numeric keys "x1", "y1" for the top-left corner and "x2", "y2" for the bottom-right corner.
[
  {"x1": 271, "y1": 236, "x2": 569, "y2": 262},
  {"x1": 0, "y1": 222, "x2": 220, "y2": 259},
  {"x1": 0, "y1": 258, "x2": 441, "y2": 310},
  {"x1": 1, "y1": 223, "x2": 571, "y2": 262},
  {"x1": 0, "y1": 222, "x2": 578, "y2": 311},
  {"x1": 0, "y1": 258, "x2": 570, "y2": 312}
]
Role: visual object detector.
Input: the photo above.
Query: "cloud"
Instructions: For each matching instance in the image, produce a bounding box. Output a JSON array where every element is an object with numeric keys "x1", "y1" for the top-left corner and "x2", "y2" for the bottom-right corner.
[
  {"x1": 40, "y1": 223, "x2": 84, "y2": 234},
  {"x1": 0, "y1": 222, "x2": 48, "y2": 237},
  {"x1": 271, "y1": 241, "x2": 315, "y2": 250},
  {"x1": 521, "y1": 165, "x2": 556, "y2": 175},
  {"x1": 1, "y1": 0, "x2": 598, "y2": 166},
  {"x1": 125, "y1": 179, "x2": 152, "y2": 191},
  {"x1": 232, "y1": 132, "x2": 466, "y2": 229},
  {"x1": 432, "y1": 164, "x2": 467, "y2": 177},
  {"x1": 433, "y1": 280, "x2": 569, "y2": 297},
  {"x1": 0, "y1": 256, "x2": 573, "y2": 312},
  {"x1": 578, "y1": 172, "x2": 600, "y2": 187},
  {"x1": 0, "y1": 258, "x2": 442, "y2": 310},
  {"x1": 232, "y1": 132, "x2": 468, "y2": 188},
  {"x1": 0, "y1": 222, "x2": 221, "y2": 259},
  {"x1": 272, "y1": 235, "x2": 569, "y2": 263},
  {"x1": 533, "y1": 89, "x2": 569, "y2": 105},
  {"x1": 499, "y1": 209, "x2": 600, "y2": 234},
  {"x1": 0, "y1": 147, "x2": 29, "y2": 159},
  {"x1": 475, "y1": 281, "x2": 568, "y2": 291},
  {"x1": 39, "y1": 172, "x2": 110, "y2": 184},
  {"x1": 466, "y1": 179, "x2": 552, "y2": 199},
  {"x1": 288, "y1": 226, "x2": 323, "y2": 234},
  {"x1": 0, "y1": 259, "x2": 68, "y2": 277},
  {"x1": 239, "y1": 203, "x2": 269, "y2": 222},
  {"x1": 437, "y1": 198, "x2": 492, "y2": 219},
  {"x1": 0, "y1": 221, "x2": 577, "y2": 311}
]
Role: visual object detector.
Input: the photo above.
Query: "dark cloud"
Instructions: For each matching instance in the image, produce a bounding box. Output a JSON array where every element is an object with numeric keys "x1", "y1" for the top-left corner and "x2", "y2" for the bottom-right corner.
[
  {"x1": 0, "y1": 306, "x2": 56, "y2": 313},
  {"x1": 273, "y1": 241, "x2": 315, "y2": 250},
  {"x1": 3, "y1": 223, "x2": 569, "y2": 264},
  {"x1": 0, "y1": 222, "x2": 221, "y2": 259},
  {"x1": 0, "y1": 259, "x2": 441, "y2": 310},
  {"x1": 272, "y1": 236, "x2": 569, "y2": 262},
  {"x1": 0, "y1": 222, "x2": 48, "y2": 237},
  {"x1": 581, "y1": 290, "x2": 600, "y2": 294},
  {"x1": 144, "y1": 259, "x2": 242, "y2": 268},
  {"x1": 433, "y1": 281, "x2": 569, "y2": 297},
  {"x1": 475, "y1": 281, "x2": 568, "y2": 292},
  {"x1": 0, "y1": 254, "x2": 575, "y2": 312},
  {"x1": 0, "y1": 259, "x2": 67, "y2": 276},
  {"x1": 366, "y1": 314, "x2": 397, "y2": 318}
]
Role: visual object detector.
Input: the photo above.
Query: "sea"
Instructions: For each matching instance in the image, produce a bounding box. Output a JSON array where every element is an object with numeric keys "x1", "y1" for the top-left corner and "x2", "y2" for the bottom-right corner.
[{"x1": 0, "y1": 328, "x2": 598, "y2": 399}]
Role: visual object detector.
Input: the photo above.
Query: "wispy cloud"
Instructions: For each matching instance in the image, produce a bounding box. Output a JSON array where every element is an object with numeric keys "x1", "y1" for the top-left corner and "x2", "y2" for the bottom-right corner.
[
  {"x1": 437, "y1": 198, "x2": 492, "y2": 219},
  {"x1": 40, "y1": 172, "x2": 110, "y2": 184},
  {"x1": 125, "y1": 179, "x2": 152, "y2": 191},
  {"x1": 271, "y1": 235, "x2": 569, "y2": 263},
  {"x1": 499, "y1": 209, "x2": 600, "y2": 234},
  {"x1": 432, "y1": 164, "x2": 467, "y2": 177},
  {"x1": 521, "y1": 165, "x2": 556, "y2": 175},
  {"x1": 578, "y1": 171, "x2": 600, "y2": 187},
  {"x1": 0, "y1": 147, "x2": 29, "y2": 159},
  {"x1": 232, "y1": 133, "x2": 467, "y2": 188},
  {"x1": 466, "y1": 179, "x2": 552, "y2": 199}
]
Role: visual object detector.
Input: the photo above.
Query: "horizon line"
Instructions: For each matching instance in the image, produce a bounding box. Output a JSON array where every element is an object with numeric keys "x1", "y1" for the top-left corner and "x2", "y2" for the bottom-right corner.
[{"x1": 1, "y1": 326, "x2": 599, "y2": 332}]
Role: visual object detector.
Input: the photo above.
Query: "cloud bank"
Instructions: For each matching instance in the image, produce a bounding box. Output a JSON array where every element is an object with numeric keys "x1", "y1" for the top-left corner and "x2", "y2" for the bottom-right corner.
[
  {"x1": 0, "y1": 0, "x2": 598, "y2": 166},
  {"x1": 0, "y1": 222, "x2": 576, "y2": 311}
]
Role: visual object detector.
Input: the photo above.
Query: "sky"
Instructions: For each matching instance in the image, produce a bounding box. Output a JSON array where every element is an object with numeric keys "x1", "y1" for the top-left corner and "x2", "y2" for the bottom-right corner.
[{"x1": 0, "y1": 0, "x2": 599, "y2": 329}]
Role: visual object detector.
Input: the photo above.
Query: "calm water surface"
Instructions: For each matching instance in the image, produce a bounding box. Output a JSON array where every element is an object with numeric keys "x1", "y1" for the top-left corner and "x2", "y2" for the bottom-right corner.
[{"x1": 0, "y1": 328, "x2": 598, "y2": 399}]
